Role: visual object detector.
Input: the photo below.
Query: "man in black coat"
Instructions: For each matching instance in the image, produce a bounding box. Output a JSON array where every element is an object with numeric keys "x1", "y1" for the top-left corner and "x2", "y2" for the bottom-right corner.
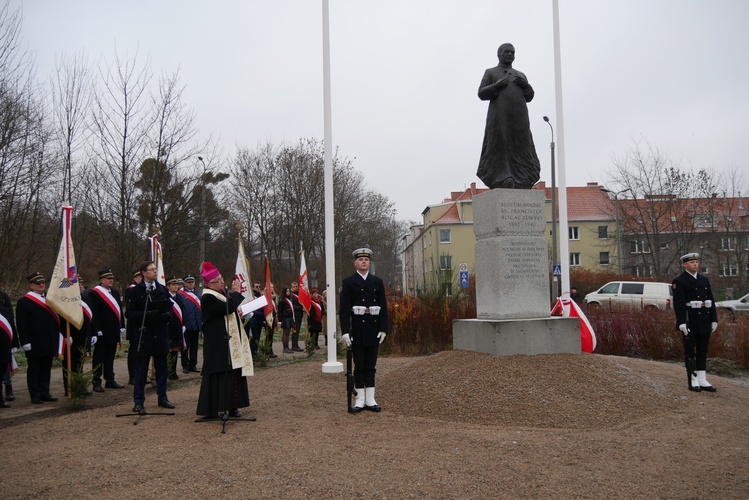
[
  {"x1": 1, "y1": 288, "x2": 19, "y2": 407},
  {"x1": 16, "y1": 272, "x2": 61, "y2": 404},
  {"x1": 179, "y1": 273, "x2": 202, "y2": 373},
  {"x1": 672, "y1": 252, "x2": 718, "y2": 392},
  {"x1": 124, "y1": 269, "x2": 143, "y2": 385},
  {"x1": 89, "y1": 268, "x2": 126, "y2": 391},
  {"x1": 339, "y1": 248, "x2": 388, "y2": 412},
  {"x1": 125, "y1": 261, "x2": 175, "y2": 412}
]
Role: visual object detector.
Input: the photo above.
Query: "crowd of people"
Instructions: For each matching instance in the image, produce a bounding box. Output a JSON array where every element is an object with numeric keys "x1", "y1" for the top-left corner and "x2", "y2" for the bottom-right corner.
[{"x1": 0, "y1": 246, "x2": 392, "y2": 415}]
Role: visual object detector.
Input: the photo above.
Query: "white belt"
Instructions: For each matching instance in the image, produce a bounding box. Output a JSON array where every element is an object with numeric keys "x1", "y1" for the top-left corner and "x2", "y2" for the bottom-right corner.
[
  {"x1": 352, "y1": 306, "x2": 381, "y2": 316},
  {"x1": 688, "y1": 300, "x2": 712, "y2": 309}
]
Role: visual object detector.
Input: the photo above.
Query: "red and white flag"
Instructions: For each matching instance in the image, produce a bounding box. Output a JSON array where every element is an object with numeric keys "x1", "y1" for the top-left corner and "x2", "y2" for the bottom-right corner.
[
  {"x1": 551, "y1": 296, "x2": 597, "y2": 353},
  {"x1": 46, "y1": 205, "x2": 84, "y2": 330},
  {"x1": 234, "y1": 237, "x2": 252, "y2": 306},
  {"x1": 149, "y1": 234, "x2": 166, "y2": 285},
  {"x1": 298, "y1": 248, "x2": 311, "y2": 314}
]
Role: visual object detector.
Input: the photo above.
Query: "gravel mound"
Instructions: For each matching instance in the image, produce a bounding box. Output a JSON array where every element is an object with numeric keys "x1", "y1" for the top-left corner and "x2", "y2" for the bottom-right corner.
[{"x1": 380, "y1": 350, "x2": 681, "y2": 429}]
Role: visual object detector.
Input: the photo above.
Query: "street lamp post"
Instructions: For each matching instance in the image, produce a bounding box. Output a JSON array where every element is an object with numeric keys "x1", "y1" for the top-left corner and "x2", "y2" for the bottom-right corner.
[
  {"x1": 197, "y1": 156, "x2": 207, "y2": 267},
  {"x1": 601, "y1": 187, "x2": 631, "y2": 274},
  {"x1": 543, "y1": 116, "x2": 558, "y2": 301}
]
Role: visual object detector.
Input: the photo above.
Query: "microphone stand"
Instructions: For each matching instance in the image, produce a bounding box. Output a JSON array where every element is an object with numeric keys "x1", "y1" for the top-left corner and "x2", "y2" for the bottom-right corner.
[
  {"x1": 117, "y1": 282, "x2": 175, "y2": 424},
  {"x1": 195, "y1": 288, "x2": 255, "y2": 433}
]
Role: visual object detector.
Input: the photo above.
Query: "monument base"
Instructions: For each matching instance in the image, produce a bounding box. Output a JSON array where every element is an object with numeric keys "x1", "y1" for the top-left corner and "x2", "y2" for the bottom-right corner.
[{"x1": 453, "y1": 317, "x2": 580, "y2": 356}]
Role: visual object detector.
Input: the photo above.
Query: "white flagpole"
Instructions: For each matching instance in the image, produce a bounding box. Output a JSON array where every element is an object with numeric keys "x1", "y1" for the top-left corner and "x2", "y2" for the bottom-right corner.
[
  {"x1": 321, "y1": 0, "x2": 342, "y2": 373},
  {"x1": 552, "y1": 0, "x2": 571, "y2": 297}
]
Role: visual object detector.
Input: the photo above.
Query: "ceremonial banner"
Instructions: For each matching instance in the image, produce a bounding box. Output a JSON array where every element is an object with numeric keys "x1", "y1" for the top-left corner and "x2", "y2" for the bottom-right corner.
[
  {"x1": 298, "y1": 248, "x2": 311, "y2": 314},
  {"x1": 234, "y1": 237, "x2": 252, "y2": 305},
  {"x1": 46, "y1": 205, "x2": 83, "y2": 329},
  {"x1": 551, "y1": 297, "x2": 597, "y2": 353},
  {"x1": 263, "y1": 258, "x2": 276, "y2": 328},
  {"x1": 149, "y1": 234, "x2": 166, "y2": 285}
]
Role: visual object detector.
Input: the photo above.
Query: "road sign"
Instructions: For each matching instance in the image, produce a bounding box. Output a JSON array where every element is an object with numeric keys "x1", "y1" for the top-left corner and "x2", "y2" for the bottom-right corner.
[
  {"x1": 459, "y1": 271, "x2": 469, "y2": 288},
  {"x1": 552, "y1": 265, "x2": 562, "y2": 277},
  {"x1": 459, "y1": 262, "x2": 468, "y2": 273}
]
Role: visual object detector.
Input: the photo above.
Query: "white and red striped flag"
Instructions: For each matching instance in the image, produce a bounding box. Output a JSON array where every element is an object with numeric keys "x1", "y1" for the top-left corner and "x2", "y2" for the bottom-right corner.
[
  {"x1": 149, "y1": 234, "x2": 166, "y2": 285},
  {"x1": 551, "y1": 296, "x2": 597, "y2": 353},
  {"x1": 298, "y1": 248, "x2": 311, "y2": 314},
  {"x1": 234, "y1": 237, "x2": 253, "y2": 306}
]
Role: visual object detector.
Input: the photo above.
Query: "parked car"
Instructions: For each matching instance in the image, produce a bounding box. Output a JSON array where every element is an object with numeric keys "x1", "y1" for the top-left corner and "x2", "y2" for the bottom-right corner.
[
  {"x1": 715, "y1": 293, "x2": 749, "y2": 322},
  {"x1": 583, "y1": 281, "x2": 673, "y2": 311}
]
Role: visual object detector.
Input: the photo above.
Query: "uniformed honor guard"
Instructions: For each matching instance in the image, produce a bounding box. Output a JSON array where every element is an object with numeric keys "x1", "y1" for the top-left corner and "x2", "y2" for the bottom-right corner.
[
  {"x1": 179, "y1": 273, "x2": 202, "y2": 373},
  {"x1": 339, "y1": 248, "x2": 389, "y2": 412},
  {"x1": 16, "y1": 272, "x2": 60, "y2": 404},
  {"x1": 672, "y1": 253, "x2": 718, "y2": 392},
  {"x1": 165, "y1": 276, "x2": 186, "y2": 380},
  {"x1": 89, "y1": 268, "x2": 126, "y2": 391}
]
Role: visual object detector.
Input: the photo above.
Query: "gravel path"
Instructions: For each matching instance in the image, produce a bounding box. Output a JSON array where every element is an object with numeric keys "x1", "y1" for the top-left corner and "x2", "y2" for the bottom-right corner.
[{"x1": 1, "y1": 350, "x2": 748, "y2": 499}]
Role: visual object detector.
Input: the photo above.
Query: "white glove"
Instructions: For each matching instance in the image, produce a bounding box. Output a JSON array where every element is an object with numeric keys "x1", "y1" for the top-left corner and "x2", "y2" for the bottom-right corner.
[
  {"x1": 711, "y1": 322, "x2": 718, "y2": 333},
  {"x1": 182, "y1": 326, "x2": 187, "y2": 333},
  {"x1": 341, "y1": 333, "x2": 352, "y2": 347},
  {"x1": 97, "y1": 331, "x2": 103, "y2": 337},
  {"x1": 11, "y1": 347, "x2": 17, "y2": 354},
  {"x1": 678, "y1": 324, "x2": 688, "y2": 336},
  {"x1": 377, "y1": 332, "x2": 387, "y2": 344},
  {"x1": 119, "y1": 328, "x2": 126, "y2": 334},
  {"x1": 90, "y1": 336, "x2": 98, "y2": 346},
  {"x1": 65, "y1": 336, "x2": 73, "y2": 346},
  {"x1": 22, "y1": 343, "x2": 31, "y2": 351}
]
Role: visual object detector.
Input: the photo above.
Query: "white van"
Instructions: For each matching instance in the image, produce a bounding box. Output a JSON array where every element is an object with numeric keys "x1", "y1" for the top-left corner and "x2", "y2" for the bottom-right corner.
[{"x1": 583, "y1": 281, "x2": 673, "y2": 311}]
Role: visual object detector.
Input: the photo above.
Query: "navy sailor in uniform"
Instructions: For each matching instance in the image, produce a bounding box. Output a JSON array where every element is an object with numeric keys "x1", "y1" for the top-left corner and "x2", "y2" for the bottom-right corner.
[
  {"x1": 672, "y1": 252, "x2": 718, "y2": 392},
  {"x1": 339, "y1": 248, "x2": 389, "y2": 412}
]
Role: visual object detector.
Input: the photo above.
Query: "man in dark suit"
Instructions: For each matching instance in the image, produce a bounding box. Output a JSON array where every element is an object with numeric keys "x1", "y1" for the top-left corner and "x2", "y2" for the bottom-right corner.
[
  {"x1": 124, "y1": 269, "x2": 143, "y2": 384},
  {"x1": 89, "y1": 268, "x2": 126, "y2": 391},
  {"x1": 125, "y1": 261, "x2": 175, "y2": 412},
  {"x1": 16, "y1": 272, "x2": 61, "y2": 404},
  {"x1": 339, "y1": 248, "x2": 388, "y2": 412},
  {"x1": 672, "y1": 252, "x2": 718, "y2": 392}
]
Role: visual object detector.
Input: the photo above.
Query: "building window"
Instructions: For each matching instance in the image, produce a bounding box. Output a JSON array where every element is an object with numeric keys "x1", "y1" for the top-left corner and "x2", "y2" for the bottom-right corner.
[
  {"x1": 570, "y1": 253, "x2": 581, "y2": 266},
  {"x1": 694, "y1": 215, "x2": 715, "y2": 228},
  {"x1": 598, "y1": 226, "x2": 608, "y2": 239},
  {"x1": 599, "y1": 252, "x2": 610, "y2": 265},
  {"x1": 701, "y1": 266, "x2": 709, "y2": 275},
  {"x1": 720, "y1": 264, "x2": 738, "y2": 277},
  {"x1": 659, "y1": 242, "x2": 669, "y2": 250},
  {"x1": 569, "y1": 227, "x2": 580, "y2": 240},
  {"x1": 670, "y1": 216, "x2": 678, "y2": 222},
  {"x1": 440, "y1": 255, "x2": 452, "y2": 270},
  {"x1": 441, "y1": 282, "x2": 453, "y2": 297},
  {"x1": 439, "y1": 229, "x2": 451, "y2": 243},
  {"x1": 630, "y1": 240, "x2": 650, "y2": 253},
  {"x1": 721, "y1": 237, "x2": 736, "y2": 251}
]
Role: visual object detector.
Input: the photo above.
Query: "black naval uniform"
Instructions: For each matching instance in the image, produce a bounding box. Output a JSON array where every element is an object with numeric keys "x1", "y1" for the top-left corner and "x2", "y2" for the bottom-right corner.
[
  {"x1": 1, "y1": 290, "x2": 19, "y2": 407},
  {"x1": 339, "y1": 271, "x2": 388, "y2": 389},
  {"x1": 89, "y1": 285, "x2": 125, "y2": 389},
  {"x1": 16, "y1": 293, "x2": 61, "y2": 403},
  {"x1": 672, "y1": 270, "x2": 717, "y2": 384}
]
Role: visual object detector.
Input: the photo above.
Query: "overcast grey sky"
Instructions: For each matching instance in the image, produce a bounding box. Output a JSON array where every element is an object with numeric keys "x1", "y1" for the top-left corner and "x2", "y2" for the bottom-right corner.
[{"x1": 11, "y1": 0, "x2": 749, "y2": 221}]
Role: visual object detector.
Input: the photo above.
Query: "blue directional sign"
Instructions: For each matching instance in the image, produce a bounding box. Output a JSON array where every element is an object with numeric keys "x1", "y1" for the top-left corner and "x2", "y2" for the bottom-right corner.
[
  {"x1": 459, "y1": 271, "x2": 470, "y2": 288},
  {"x1": 552, "y1": 265, "x2": 562, "y2": 277}
]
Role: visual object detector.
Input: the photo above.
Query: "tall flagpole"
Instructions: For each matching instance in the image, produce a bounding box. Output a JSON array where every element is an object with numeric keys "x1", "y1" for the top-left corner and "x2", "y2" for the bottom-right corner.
[
  {"x1": 321, "y1": 0, "x2": 342, "y2": 373},
  {"x1": 552, "y1": 0, "x2": 571, "y2": 297}
]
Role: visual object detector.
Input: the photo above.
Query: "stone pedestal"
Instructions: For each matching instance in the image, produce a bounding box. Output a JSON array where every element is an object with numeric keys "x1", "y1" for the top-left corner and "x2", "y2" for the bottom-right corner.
[{"x1": 453, "y1": 188, "x2": 580, "y2": 356}]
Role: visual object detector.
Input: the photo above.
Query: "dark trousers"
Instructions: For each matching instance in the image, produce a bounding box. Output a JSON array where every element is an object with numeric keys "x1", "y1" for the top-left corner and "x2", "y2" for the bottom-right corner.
[
  {"x1": 92, "y1": 341, "x2": 118, "y2": 386},
  {"x1": 250, "y1": 322, "x2": 263, "y2": 355},
  {"x1": 127, "y1": 348, "x2": 136, "y2": 383},
  {"x1": 181, "y1": 329, "x2": 200, "y2": 370},
  {"x1": 133, "y1": 354, "x2": 168, "y2": 404},
  {"x1": 26, "y1": 354, "x2": 54, "y2": 400},
  {"x1": 352, "y1": 344, "x2": 379, "y2": 387},
  {"x1": 683, "y1": 332, "x2": 711, "y2": 371}
]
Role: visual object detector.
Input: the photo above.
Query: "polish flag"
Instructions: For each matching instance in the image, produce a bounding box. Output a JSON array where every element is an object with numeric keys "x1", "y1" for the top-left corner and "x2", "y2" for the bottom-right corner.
[
  {"x1": 298, "y1": 249, "x2": 311, "y2": 314},
  {"x1": 551, "y1": 297, "x2": 596, "y2": 353}
]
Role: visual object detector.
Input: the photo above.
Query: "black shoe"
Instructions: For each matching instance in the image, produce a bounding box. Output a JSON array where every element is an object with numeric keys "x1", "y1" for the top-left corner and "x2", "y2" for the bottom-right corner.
[
  {"x1": 105, "y1": 381, "x2": 125, "y2": 389},
  {"x1": 168, "y1": 373, "x2": 179, "y2": 380},
  {"x1": 189, "y1": 367, "x2": 200, "y2": 373},
  {"x1": 689, "y1": 385, "x2": 701, "y2": 392},
  {"x1": 158, "y1": 399, "x2": 175, "y2": 409},
  {"x1": 5, "y1": 386, "x2": 14, "y2": 401},
  {"x1": 699, "y1": 385, "x2": 717, "y2": 393},
  {"x1": 183, "y1": 368, "x2": 190, "y2": 374},
  {"x1": 32, "y1": 398, "x2": 43, "y2": 404},
  {"x1": 283, "y1": 348, "x2": 293, "y2": 354},
  {"x1": 127, "y1": 379, "x2": 134, "y2": 385},
  {"x1": 269, "y1": 353, "x2": 278, "y2": 358},
  {"x1": 132, "y1": 403, "x2": 144, "y2": 413},
  {"x1": 228, "y1": 408, "x2": 242, "y2": 418},
  {"x1": 291, "y1": 347, "x2": 304, "y2": 352},
  {"x1": 41, "y1": 395, "x2": 58, "y2": 402},
  {"x1": 0, "y1": 401, "x2": 10, "y2": 408},
  {"x1": 84, "y1": 390, "x2": 93, "y2": 396},
  {"x1": 351, "y1": 405, "x2": 364, "y2": 413},
  {"x1": 93, "y1": 385, "x2": 105, "y2": 393},
  {"x1": 365, "y1": 404, "x2": 382, "y2": 412}
]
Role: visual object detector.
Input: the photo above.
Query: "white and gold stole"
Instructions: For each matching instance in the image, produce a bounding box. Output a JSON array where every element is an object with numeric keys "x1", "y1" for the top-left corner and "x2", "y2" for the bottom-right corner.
[{"x1": 202, "y1": 289, "x2": 254, "y2": 377}]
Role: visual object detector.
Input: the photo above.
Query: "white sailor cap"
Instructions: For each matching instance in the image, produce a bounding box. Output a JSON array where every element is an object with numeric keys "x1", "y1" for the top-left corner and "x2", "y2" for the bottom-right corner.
[
  {"x1": 681, "y1": 252, "x2": 700, "y2": 263},
  {"x1": 352, "y1": 247, "x2": 372, "y2": 259}
]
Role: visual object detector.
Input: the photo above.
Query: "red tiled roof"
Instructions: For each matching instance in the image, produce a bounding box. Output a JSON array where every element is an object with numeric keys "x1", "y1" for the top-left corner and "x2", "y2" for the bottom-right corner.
[
  {"x1": 533, "y1": 181, "x2": 614, "y2": 221},
  {"x1": 433, "y1": 203, "x2": 461, "y2": 224}
]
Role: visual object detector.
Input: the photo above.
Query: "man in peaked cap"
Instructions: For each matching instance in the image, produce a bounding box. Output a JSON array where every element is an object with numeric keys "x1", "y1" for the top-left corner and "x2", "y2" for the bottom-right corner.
[
  {"x1": 179, "y1": 273, "x2": 202, "y2": 374},
  {"x1": 672, "y1": 252, "x2": 718, "y2": 393},
  {"x1": 89, "y1": 268, "x2": 126, "y2": 392},
  {"x1": 339, "y1": 248, "x2": 389, "y2": 413},
  {"x1": 16, "y1": 272, "x2": 60, "y2": 404}
]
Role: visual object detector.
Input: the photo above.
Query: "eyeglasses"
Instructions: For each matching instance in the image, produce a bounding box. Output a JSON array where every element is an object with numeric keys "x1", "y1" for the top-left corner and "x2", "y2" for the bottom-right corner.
[{"x1": 145, "y1": 267, "x2": 157, "y2": 272}]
